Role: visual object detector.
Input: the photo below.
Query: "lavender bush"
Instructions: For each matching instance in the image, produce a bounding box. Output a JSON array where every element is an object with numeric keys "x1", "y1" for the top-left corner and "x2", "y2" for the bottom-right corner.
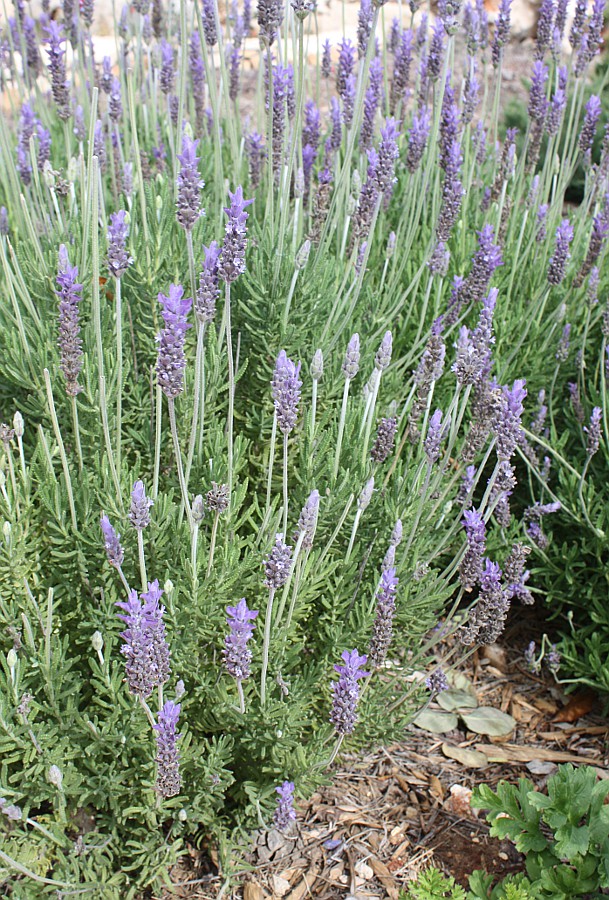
[{"x1": 0, "y1": 0, "x2": 608, "y2": 892}]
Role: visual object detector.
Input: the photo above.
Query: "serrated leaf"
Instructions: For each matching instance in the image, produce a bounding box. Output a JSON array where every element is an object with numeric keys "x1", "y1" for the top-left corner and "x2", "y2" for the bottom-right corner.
[
  {"x1": 413, "y1": 709, "x2": 459, "y2": 733},
  {"x1": 442, "y1": 743, "x2": 488, "y2": 768},
  {"x1": 437, "y1": 688, "x2": 478, "y2": 711},
  {"x1": 461, "y1": 706, "x2": 516, "y2": 736}
]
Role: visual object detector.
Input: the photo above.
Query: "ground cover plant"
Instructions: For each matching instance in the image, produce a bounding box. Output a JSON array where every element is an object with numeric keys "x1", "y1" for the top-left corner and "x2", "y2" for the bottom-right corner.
[{"x1": 0, "y1": 0, "x2": 608, "y2": 893}]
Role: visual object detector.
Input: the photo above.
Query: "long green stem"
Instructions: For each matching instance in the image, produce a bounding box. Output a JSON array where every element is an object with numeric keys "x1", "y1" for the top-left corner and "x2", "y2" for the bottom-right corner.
[
  {"x1": 333, "y1": 379, "x2": 351, "y2": 482},
  {"x1": 168, "y1": 398, "x2": 193, "y2": 528},
  {"x1": 260, "y1": 587, "x2": 276, "y2": 706},
  {"x1": 206, "y1": 510, "x2": 220, "y2": 577},
  {"x1": 43, "y1": 370, "x2": 77, "y2": 531},
  {"x1": 137, "y1": 530, "x2": 147, "y2": 591},
  {"x1": 225, "y1": 282, "x2": 235, "y2": 505},
  {"x1": 115, "y1": 277, "x2": 123, "y2": 472}
]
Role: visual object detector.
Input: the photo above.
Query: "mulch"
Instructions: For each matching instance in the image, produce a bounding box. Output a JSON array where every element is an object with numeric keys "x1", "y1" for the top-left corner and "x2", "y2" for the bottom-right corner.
[{"x1": 163, "y1": 613, "x2": 609, "y2": 899}]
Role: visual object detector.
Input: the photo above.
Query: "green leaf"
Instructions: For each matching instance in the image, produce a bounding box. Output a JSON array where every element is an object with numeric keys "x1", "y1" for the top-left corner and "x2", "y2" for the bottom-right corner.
[
  {"x1": 414, "y1": 709, "x2": 459, "y2": 733},
  {"x1": 437, "y1": 689, "x2": 479, "y2": 712},
  {"x1": 461, "y1": 707, "x2": 516, "y2": 736},
  {"x1": 442, "y1": 743, "x2": 488, "y2": 768}
]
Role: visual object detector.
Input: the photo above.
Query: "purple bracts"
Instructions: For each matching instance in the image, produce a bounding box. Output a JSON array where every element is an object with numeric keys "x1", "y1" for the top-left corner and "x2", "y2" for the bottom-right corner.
[
  {"x1": 361, "y1": 57, "x2": 383, "y2": 149},
  {"x1": 264, "y1": 534, "x2": 293, "y2": 590},
  {"x1": 547, "y1": 218, "x2": 573, "y2": 285},
  {"x1": 109, "y1": 76, "x2": 122, "y2": 122},
  {"x1": 459, "y1": 508, "x2": 486, "y2": 590},
  {"x1": 176, "y1": 135, "x2": 204, "y2": 231},
  {"x1": 375, "y1": 331, "x2": 392, "y2": 371},
  {"x1": 462, "y1": 224, "x2": 503, "y2": 303},
  {"x1": 195, "y1": 241, "x2": 221, "y2": 324},
  {"x1": 224, "y1": 598, "x2": 258, "y2": 681},
  {"x1": 371, "y1": 417, "x2": 397, "y2": 463},
  {"x1": 494, "y1": 379, "x2": 527, "y2": 460},
  {"x1": 107, "y1": 210, "x2": 132, "y2": 278},
  {"x1": 295, "y1": 490, "x2": 320, "y2": 550},
  {"x1": 461, "y1": 558, "x2": 509, "y2": 645},
  {"x1": 272, "y1": 351, "x2": 302, "y2": 434},
  {"x1": 368, "y1": 568, "x2": 399, "y2": 667},
  {"x1": 528, "y1": 60, "x2": 548, "y2": 123},
  {"x1": 154, "y1": 701, "x2": 182, "y2": 798},
  {"x1": 129, "y1": 480, "x2": 153, "y2": 530},
  {"x1": 406, "y1": 107, "x2": 431, "y2": 172},
  {"x1": 56, "y1": 244, "x2": 84, "y2": 397},
  {"x1": 100, "y1": 515, "x2": 124, "y2": 567},
  {"x1": 375, "y1": 118, "x2": 400, "y2": 194},
  {"x1": 322, "y1": 39, "x2": 332, "y2": 78},
  {"x1": 246, "y1": 132, "x2": 265, "y2": 189},
  {"x1": 274, "y1": 781, "x2": 297, "y2": 831},
  {"x1": 357, "y1": 0, "x2": 373, "y2": 56},
  {"x1": 390, "y1": 28, "x2": 412, "y2": 115},
  {"x1": 491, "y1": 0, "x2": 511, "y2": 66},
  {"x1": 116, "y1": 580, "x2": 171, "y2": 698},
  {"x1": 156, "y1": 285, "x2": 193, "y2": 399},
  {"x1": 424, "y1": 409, "x2": 446, "y2": 463},
  {"x1": 330, "y1": 649, "x2": 369, "y2": 735},
  {"x1": 337, "y1": 38, "x2": 356, "y2": 99},
  {"x1": 160, "y1": 40, "x2": 175, "y2": 94},
  {"x1": 202, "y1": 0, "x2": 218, "y2": 45},
  {"x1": 218, "y1": 186, "x2": 253, "y2": 284}
]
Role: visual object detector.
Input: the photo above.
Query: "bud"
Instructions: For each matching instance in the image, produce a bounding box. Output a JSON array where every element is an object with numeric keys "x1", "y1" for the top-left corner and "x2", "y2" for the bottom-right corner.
[
  {"x1": 48, "y1": 764, "x2": 63, "y2": 788},
  {"x1": 67, "y1": 157, "x2": 78, "y2": 181},
  {"x1": 178, "y1": 808, "x2": 188, "y2": 821},
  {"x1": 192, "y1": 495, "x2": 205, "y2": 524},
  {"x1": 13, "y1": 412, "x2": 24, "y2": 438},
  {"x1": 7, "y1": 648, "x2": 17, "y2": 669},
  {"x1": 310, "y1": 349, "x2": 323, "y2": 381},
  {"x1": 91, "y1": 631, "x2": 104, "y2": 652},
  {"x1": 175, "y1": 679, "x2": 185, "y2": 700},
  {"x1": 294, "y1": 167, "x2": 305, "y2": 197},
  {"x1": 351, "y1": 169, "x2": 362, "y2": 196},
  {"x1": 183, "y1": 121, "x2": 194, "y2": 140},
  {"x1": 156, "y1": 195, "x2": 163, "y2": 212},
  {"x1": 3, "y1": 522, "x2": 11, "y2": 539},
  {"x1": 295, "y1": 239, "x2": 311, "y2": 270},
  {"x1": 43, "y1": 160, "x2": 55, "y2": 187},
  {"x1": 346, "y1": 194, "x2": 358, "y2": 216},
  {"x1": 164, "y1": 579, "x2": 174, "y2": 595},
  {"x1": 357, "y1": 477, "x2": 375, "y2": 511}
]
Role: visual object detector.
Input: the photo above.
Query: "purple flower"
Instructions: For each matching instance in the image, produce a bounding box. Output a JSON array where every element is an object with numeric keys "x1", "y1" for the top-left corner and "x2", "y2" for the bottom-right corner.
[
  {"x1": 322, "y1": 39, "x2": 332, "y2": 78},
  {"x1": 36, "y1": 124, "x2": 52, "y2": 172},
  {"x1": 274, "y1": 781, "x2": 296, "y2": 831},
  {"x1": 369, "y1": 568, "x2": 399, "y2": 667},
  {"x1": 503, "y1": 543, "x2": 533, "y2": 605},
  {"x1": 390, "y1": 28, "x2": 412, "y2": 115},
  {"x1": 361, "y1": 57, "x2": 383, "y2": 150},
  {"x1": 129, "y1": 480, "x2": 153, "y2": 530},
  {"x1": 190, "y1": 31, "x2": 206, "y2": 119},
  {"x1": 357, "y1": 0, "x2": 373, "y2": 56},
  {"x1": 116, "y1": 581, "x2": 171, "y2": 698},
  {"x1": 264, "y1": 534, "x2": 293, "y2": 590},
  {"x1": 547, "y1": 87, "x2": 566, "y2": 136},
  {"x1": 457, "y1": 465, "x2": 477, "y2": 506},
  {"x1": 426, "y1": 668, "x2": 449, "y2": 694},
  {"x1": 576, "y1": 212, "x2": 609, "y2": 287},
  {"x1": 375, "y1": 118, "x2": 400, "y2": 194},
  {"x1": 272, "y1": 351, "x2": 302, "y2": 435},
  {"x1": 528, "y1": 60, "x2": 549, "y2": 123},
  {"x1": 462, "y1": 225, "x2": 503, "y2": 304},
  {"x1": 195, "y1": 241, "x2": 220, "y2": 324},
  {"x1": 100, "y1": 515, "x2": 124, "y2": 568},
  {"x1": 535, "y1": 0, "x2": 555, "y2": 59},
  {"x1": 494, "y1": 379, "x2": 527, "y2": 460},
  {"x1": 45, "y1": 22, "x2": 70, "y2": 120},
  {"x1": 55, "y1": 244, "x2": 83, "y2": 397},
  {"x1": 584, "y1": 407, "x2": 602, "y2": 456},
  {"x1": 202, "y1": 0, "x2": 218, "y2": 45},
  {"x1": 536, "y1": 204, "x2": 548, "y2": 243},
  {"x1": 295, "y1": 489, "x2": 320, "y2": 550},
  {"x1": 93, "y1": 120, "x2": 106, "y2": 171},
  {"x1": 160, "y1": 40, "x2": 175, "y2": 94},
  {"x1": 459, "y1": 508, "x2": 486, "y2": 590},
  {"x1": 257, "y1": 0, "x2": 282, "y2": 45},
  {"x1": 154, "y1": 701, "x2": 182, "y2": 798},
  {"x1": 218, "y1": 186, "x2": 253, "y2": 284},
  {"x1": 343, "y1": 334, "x2": 360, "y2": 380},
  {"x1": 329, "y1": 649, "x2": 369, "y2": 735},
  {"x1": 424, "y1": 409, "x2": 447, "y2": 463},
  {"x1": 579, "y1": 95, "x2": 602, "y2": 157},
  {"x1": 101, "y1": 56, "x2": 113, "y2": 94},
  {"x1": 461, "y1": 559, "x2": 509, "y2": 645},
  {"x1": 337, "y1": 38, "x2": 356, "y2": 100},
  {"x1": 545, "y1": 644, "x2": 561, "y2": 675},
  {"x1": 176, "y1": 134, "x2": 204, "y2": 231},
  {"x1": 246, "y1": 132, "x2": 265, "y2": 189},
  {"x1": 427, "y1": 19, "x2": 445, "y2": 81},
  {"x1": 491, "y1": 0, "x2": 511, "y2": 66},
  {"x1": 556, "y1": 324, "x2": 571, "y2": 362},
  {"x1": 371, "y1": 417, "x2": 397, "y2": 463},
  {"x1": 406, "y1": 107, "x2": 431, "y2": 172},
  {"x1": 109, "y1": 76, "x2": 122, "y2": 122},
  {"x1": 106, "y1": 210, "x2": 132, "y2": 278},
  {"x1": 156, "y1": 285, "x2": 193, "y2": 399},
  {"x1": 224, "y1": 598, "x2": 258, "y2": 682},
  {"x1": 547, "y1": 218, "x2": 573, "y2": 286}
]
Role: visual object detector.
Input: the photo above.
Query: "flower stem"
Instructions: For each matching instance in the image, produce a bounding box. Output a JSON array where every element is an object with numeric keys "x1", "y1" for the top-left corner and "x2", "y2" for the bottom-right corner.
[
  {"x1": 206, "y1": 509, "x2": 220, "y2": 577},
  {"x1": 168, "y1": 398, "x2": 193, "y2": 528},
  {"x1": 137, "y1": 530, "x2": 147, "y2": 591},
  {"x1": 225, "y1": 282, "x2": 235, "y2": 506},
  {"x1": 260, "y1": 587, "x2": 276, "y2": 706}
]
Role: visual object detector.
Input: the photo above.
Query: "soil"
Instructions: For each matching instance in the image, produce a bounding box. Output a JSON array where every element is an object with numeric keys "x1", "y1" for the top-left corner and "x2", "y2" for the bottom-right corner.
[{"x1": 162, "y1": 606, "x2": 609, "y2": 899}]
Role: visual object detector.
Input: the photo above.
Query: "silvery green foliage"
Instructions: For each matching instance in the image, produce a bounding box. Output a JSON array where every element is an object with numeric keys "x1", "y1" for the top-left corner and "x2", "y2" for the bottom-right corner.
[{"x1": 0, "y1": 0, "x2": 608, "y2": 892}]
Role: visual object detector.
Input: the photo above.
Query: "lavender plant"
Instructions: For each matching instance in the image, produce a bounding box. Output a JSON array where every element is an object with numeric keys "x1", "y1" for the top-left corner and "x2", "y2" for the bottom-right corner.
[{"x1": 0, "y1": 0, "x2": 608, "y2": 892}]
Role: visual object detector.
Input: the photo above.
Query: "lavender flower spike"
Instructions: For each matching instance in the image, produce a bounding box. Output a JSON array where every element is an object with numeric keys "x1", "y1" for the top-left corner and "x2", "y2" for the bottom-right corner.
[
  {"x1": 129, "y1": 480, "x2": 153, "y2": 530},
  {"x1": 369, "y1": 568, "x2": 399, "y2": 667},
  {"x1": 295, "y1": 489, "x2": 320, "y2": 550},
  {"x1": 154, "y1": 700, "x2": 182, "y2": 798},
  {"x1": 100, "y1": 515, "x2": 124, "y2": 567},
  {"x1": 330, "y1": 649, "x2": 370, "y2": 735},
  {"x1": 218, "y1": 186, "x2": 254, "y2": 284},
  {"x1": 224, "y1": 598, "x2": 258, "y2": 682},
  {"x1": 107, "y1": 210, "x2": 133, "y2": 279},
  {"x1": 342, "y1": 334, "x2": 360, "y2": 380},
  {"x1": 176, "y1": 134, "x2": 204, "y2": 231},
  {"x1": 55, "y1": 244, "x2": 84, "y2": 397},
  {"x1": 371, "y1": 417, "x2": 397, "y2": 463},
  {"x1": 579, "y1": 95, "x2": 602, "y2": 157},
  {"x1": 116, "y1": 581, "x2": 171, "y2": 698},
  {"x1": 547, "y1": 218, "x2": 573, "y2": 286},
  {"x1": 195, "y1": 241, "x2": 221, "y2": 324},
  {"x1": 264, "y1": 534, "x2": 293, "y2": 590},
  {"x1": 156, "y1": 285, "x2": 193, "y2": 399},
  {"x1": 272, "y1": 351, "x2": 302, "y2": 434},
  {"x1": 375, "y1": 331, "x2": 392, "y2": 371},
  {"x1": 274, "y1": 781, "x2": 297, "y2": 831},
  {"x1": 585, "y1": 407, "x2": 602, "y2": 456},
  {"x1": 459, "y1": 508, "x2": 486, "y2": 590},
  {"x1": 45, "y1": 22, "x2": 70, "y2": 120}
]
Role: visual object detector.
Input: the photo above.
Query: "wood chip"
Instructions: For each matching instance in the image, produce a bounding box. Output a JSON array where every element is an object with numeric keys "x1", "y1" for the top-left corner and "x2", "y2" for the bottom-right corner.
[
  {"x1": 475, "y1": 742, "x2": 608, "y2": 774},
  {"x1": 368, "y1": 856, "x2": 399, "y2": 900},
  {"x1": 243, "y1": 881, "x2": 266, "y2": 900}
]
